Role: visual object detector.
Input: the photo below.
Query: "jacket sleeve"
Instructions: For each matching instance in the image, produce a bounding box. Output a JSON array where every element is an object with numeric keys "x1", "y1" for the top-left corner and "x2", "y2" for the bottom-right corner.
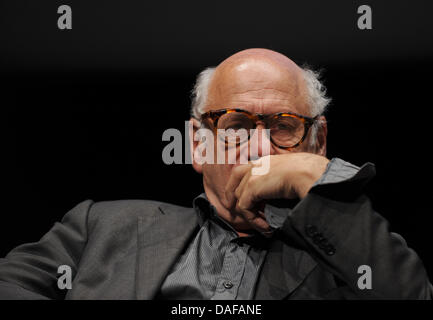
[
  {"x1": 0, "y1": 200, "x2": 93, "y2": 299},
  {"x1": 277, "y1": 162, "x2": 432, "y2": 299}
]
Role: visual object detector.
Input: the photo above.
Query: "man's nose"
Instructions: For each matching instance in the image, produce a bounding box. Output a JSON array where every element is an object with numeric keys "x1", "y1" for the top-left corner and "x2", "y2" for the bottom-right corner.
[{"x1": 248, "y1": 125, "x2": 274, "y2": 160}]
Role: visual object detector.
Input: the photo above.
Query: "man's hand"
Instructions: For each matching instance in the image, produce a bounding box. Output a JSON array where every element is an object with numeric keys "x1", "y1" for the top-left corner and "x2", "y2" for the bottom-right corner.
[{"x1": 223, "y1": 153, "x2": 329, "y2": 234}]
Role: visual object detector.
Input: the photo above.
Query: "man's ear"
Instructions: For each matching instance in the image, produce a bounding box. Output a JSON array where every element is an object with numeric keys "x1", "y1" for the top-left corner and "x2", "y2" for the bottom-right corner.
[
  {"x1": 314, "y1": 116, "x2": 327, "y2": 157},
  {"x1": 189, "y1": 117, "x2": 203, "y2": 174}
]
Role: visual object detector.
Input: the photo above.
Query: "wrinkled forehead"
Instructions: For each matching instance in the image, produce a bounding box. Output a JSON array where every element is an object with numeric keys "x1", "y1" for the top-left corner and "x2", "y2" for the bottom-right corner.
[{"x1": 205, "y1": 56, "x2": 310, "y2": 116}]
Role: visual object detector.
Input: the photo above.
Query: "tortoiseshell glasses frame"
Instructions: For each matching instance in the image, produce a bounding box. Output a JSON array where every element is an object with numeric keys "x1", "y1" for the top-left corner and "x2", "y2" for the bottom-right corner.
[{"x1": 198, "y1": 108, "x2": 318, "y2": 150}]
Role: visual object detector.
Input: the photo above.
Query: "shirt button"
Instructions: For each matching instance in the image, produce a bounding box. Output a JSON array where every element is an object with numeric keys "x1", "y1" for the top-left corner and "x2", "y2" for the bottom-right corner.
[{"x1": 223, "y1": 281, "x2": 233, "y2": 289}]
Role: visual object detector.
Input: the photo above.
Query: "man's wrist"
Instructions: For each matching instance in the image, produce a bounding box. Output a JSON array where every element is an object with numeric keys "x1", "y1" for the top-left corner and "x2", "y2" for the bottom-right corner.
[{"x1": 294, "y1": 155, "x2": 330, "y2": 199}]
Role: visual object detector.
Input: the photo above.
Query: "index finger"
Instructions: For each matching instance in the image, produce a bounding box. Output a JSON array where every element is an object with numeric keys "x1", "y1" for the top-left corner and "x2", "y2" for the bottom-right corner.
[{"x1": 224, "y1": 163, "x2": 253, "y2": 208}]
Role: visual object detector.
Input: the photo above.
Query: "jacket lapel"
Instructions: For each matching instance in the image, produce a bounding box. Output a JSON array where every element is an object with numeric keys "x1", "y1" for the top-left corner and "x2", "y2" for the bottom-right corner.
[
  {"x1": 254, "y1": 237, "x2": 317, "y2": 299},
  {"x1": 135, "y1": 204, "x2": 199, "y2": 300}
]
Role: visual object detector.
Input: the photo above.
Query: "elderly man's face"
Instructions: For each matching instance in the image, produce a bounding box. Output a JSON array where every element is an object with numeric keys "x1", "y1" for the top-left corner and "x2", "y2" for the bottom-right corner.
[{"x1": 192, "y1": 49, "x2": 326, "y2": 231}]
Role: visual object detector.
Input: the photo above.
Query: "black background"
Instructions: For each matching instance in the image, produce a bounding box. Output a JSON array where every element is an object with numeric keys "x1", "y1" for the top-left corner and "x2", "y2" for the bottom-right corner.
[{"x1": 1, "y1": 0, "x2": 432, "y2": 279}]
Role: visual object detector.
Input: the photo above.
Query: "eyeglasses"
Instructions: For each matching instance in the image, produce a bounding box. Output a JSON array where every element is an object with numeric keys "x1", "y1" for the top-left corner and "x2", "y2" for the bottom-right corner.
[{"x1": 199, "y1": 108, "x2": 318, "y2": 150}]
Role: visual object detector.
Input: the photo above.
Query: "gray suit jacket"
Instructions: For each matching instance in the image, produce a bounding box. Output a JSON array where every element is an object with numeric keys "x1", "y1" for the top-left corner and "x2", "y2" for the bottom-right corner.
[{"x1": 0, "y1": 170, "x2": 432, "y2": 299}]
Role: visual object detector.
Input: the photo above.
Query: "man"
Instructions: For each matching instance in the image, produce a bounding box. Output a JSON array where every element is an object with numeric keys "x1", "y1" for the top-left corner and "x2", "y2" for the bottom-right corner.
[{"x1": 0, "y1": 48, "x2": 431, "y2": 299}]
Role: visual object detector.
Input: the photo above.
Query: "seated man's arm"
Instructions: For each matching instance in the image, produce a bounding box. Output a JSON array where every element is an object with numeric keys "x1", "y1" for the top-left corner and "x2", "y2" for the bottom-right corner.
[
  {"x1": 0, "y1": 200, "x2": 93, "y2": 299},
  {"x1": 272, "y1": 160, "x2": 432, "y2": 299}
]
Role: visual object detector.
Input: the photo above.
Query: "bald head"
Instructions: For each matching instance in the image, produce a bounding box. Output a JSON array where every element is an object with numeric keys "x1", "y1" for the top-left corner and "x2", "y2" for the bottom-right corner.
[
  {"x1": 217, "y1": 48, "x2": 303, "y2": 76},
  {"x1": 205, "y1": 48, "x2": 311, "y2": 116}
]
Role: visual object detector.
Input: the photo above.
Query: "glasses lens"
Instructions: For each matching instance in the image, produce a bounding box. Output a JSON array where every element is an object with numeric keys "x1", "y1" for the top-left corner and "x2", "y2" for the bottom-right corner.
[
  {"x1": 217, "y1": 112, "x2": 253, "y2": 145},
  {"x1": 270, "y1": 115, "x2": 305, "y2": 147}
]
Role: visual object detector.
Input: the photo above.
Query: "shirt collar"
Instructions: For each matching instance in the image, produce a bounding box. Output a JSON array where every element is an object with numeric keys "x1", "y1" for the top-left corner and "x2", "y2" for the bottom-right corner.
[{"x1": 192, "y1": 193, "x2": 214, "y2": 227}]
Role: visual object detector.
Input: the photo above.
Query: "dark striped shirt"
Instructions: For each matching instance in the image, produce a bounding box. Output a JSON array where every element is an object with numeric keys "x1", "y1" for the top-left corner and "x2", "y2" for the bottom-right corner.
[{"x1": 157, "y1": 194, "x2": 270, "y2": 299}]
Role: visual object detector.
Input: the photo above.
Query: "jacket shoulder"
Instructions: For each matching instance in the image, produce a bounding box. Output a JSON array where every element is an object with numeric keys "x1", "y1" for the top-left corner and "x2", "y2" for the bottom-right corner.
[{"x1": 87, "y1": 199, "x2": 194, "y2": 230}]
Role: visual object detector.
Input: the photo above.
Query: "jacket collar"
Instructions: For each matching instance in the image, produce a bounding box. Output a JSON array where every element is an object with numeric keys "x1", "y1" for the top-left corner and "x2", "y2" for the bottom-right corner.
[{"x1": 135, "y1": 202, "x2": 199, "y2": 300}]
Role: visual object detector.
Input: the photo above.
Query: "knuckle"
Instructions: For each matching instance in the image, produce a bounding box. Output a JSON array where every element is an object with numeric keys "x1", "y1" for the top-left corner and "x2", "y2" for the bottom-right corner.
[
  {"x1": 233, "y1": 164, "x2": 247, "y2": 175},
  {"x1": 234, "y1": 187, "x2": 241, "y2": 199},
  {"x1": 246, "y1": 177, "x2": 255, "y2": 189},
  {"x1": 235, "y1": 202, "x2": 244, "y2": 212},
  {"x1": 237, "y1": 198, "x2": 249, "y2": 212},
  {"x1": 236, "y1": 199, "x2": 245, "y2": 211}
]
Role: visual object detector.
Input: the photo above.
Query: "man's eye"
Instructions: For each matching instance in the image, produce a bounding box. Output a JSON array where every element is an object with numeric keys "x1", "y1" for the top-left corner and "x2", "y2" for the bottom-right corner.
[{"x1": 276, "y1": 123, "x2": 294, "y2": 130}]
